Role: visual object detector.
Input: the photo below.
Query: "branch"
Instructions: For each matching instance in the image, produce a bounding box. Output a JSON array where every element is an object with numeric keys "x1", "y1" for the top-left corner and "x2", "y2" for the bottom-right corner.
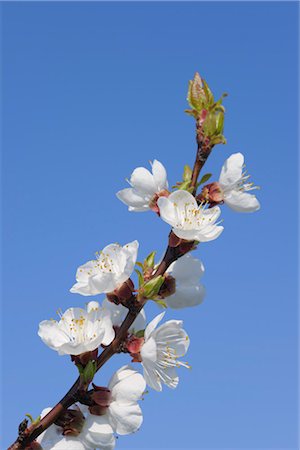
[
  {"x1": 190, "y1": 119, "x2": 213, "y2": 196},
  {"x1": 8, "y1": 122, "x2": 212, "y2": 450}
]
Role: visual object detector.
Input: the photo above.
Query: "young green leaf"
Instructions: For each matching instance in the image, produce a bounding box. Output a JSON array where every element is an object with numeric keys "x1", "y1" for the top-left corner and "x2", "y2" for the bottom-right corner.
[
  {"x1": 199, "y1": 173, "x2": 212, "y2": 186},
  {"x1": 143, "y1": 275, "x2": 164, "y2": 299},
  {"x1": 135, "y1": 269, "x2": 144, "y2": 288}
]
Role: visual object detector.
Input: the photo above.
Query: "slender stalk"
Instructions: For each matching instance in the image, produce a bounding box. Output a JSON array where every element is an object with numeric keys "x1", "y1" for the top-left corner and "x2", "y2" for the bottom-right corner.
[
  {"x1": 190, "y1": 120, "x2": 213, "y2": 196},
  {"x1": 8, "y1": 119, "x2": 211, "y2": 450}
]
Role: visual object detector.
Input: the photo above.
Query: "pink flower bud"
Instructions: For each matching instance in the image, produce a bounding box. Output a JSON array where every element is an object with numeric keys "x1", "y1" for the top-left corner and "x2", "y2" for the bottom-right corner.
[{"x1": 126, "y1": 336, "x2": 145, "y2": 356}]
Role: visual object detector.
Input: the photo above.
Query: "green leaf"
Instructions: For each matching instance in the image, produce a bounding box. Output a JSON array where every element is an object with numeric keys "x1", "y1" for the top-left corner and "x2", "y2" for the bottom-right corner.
[
  {"x1": 210, "y1": 135, "x2": 227, "y2": 145},
  {"x1": 183, "y1": 164, "x2": 193, "y2": 182},
  {"x1": 144, "y1": 251, "x2": 156, "y2": 269},
  {"x1": 135, "y1": 261, "x2": 144, "y2": 269},
  {"x1": 135, "y1": 269, "x2": 144, "y2": 288},
  {"x1": 177, "y1": 180, "x2": 191, "y2": 191},
  {"x1": 76, "y1": 364, "x2": 84, "y2": 375},
  {"x1": 25, "y1": 414, "x2": 41, "y2": 426},
  {"x1": 25, "y1": 414, "x2": 34, "y2": 423},
  {"x1": 198, "y1": 173, "x2": 212, "y2": 186},
  {"x1": 135, "y1": 329, "x2": 145, "y2": 338},
  {"x1": 202, "y1": 78, "x2": 214, "y2": 106},
  {"x1": 156, "y1": 299, "x2": 167, "y2": 308},
  {"x1": 82, "y1": 360, "x2": 97, "y2": 384},
  {"x1": 143, "y1": 275, "x2": 164, "y2": 299}
]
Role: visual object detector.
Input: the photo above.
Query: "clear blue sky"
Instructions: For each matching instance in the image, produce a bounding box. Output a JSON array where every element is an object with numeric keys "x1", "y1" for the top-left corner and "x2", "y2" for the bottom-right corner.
[{"x1": 1, "y1": 2, "x2": 298, "y2": 449}]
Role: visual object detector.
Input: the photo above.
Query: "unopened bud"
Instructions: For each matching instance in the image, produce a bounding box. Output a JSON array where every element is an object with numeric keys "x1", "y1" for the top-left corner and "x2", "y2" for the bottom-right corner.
[{"x1": 126, "y1": 335, "x2": 145, "y2": 355}]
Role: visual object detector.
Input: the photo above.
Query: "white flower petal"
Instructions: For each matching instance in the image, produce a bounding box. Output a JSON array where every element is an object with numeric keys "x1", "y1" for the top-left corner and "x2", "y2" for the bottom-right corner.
[
  {"x1": 81, "y1": 414, "x2": 115, "y2": 450},
  {"x1": 151, "y1": 159, "x2": 168, "y2": 191},
  {"x1": 130, "y1": 167, "x2": 156, "y2": 195},
  {"x1": 109, "y1": 365, "x2": 146, "y2": 404},
  {"x1": 140, "y1": 336, "x2": 157, "y2": 363},
  {"x1": 225, "y1": 190, "x2": 260, "y2": 212},
  {"x1": 86, "y1": 301, "x2": 100, "y2": 313},
  {"x1": 157, "y1": 196, "x2": 179, "y2": 225},
  {"x1": 142, "y1": 362, "x2": 162, "y2": 391},
  {"x1": 167, "y1": 189, "x2": 198, "y2": 209},
  {"x1": 171, "y1": 227, "x2": 198, "y2": 241},
  {"x1": 219, "y1": 152, "x2": 244, "y2": 189},
  {"x1": 168, "y1": 254, "x2": 205, "y2": 284},
  {"x1": 144, "y1": 312, "x2": 165, "y2": 341},
  {"x1": 194, "y1": 225, "x2": 224, "y2": 242},
  {"x1": 157, "y1": 366, "x2": 179, "y2": 389},
  {"x1": 116, "y1": 188, "x2": 149, "y2": 210},
  {"x1": 108, "y1": 402, "x2": 143, "y2": 435},
  {"x1": 165, "y1": 284, "x2": 205, "y2": 309},
  {"x1": 38, "y1": 320, "x2": 70, "y2": 350},
  {"x1": 122, "y1": 240, "x2": 139, "y2": 281},
  {"x1": 154, "y1": 320, "x2": 190, "y2": 356}
]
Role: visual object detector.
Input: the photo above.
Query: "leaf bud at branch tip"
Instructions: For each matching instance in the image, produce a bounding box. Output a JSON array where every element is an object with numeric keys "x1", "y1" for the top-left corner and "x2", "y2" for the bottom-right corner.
[{"x1": 185, "y1": 71, "x2": 227, "y2": 147}]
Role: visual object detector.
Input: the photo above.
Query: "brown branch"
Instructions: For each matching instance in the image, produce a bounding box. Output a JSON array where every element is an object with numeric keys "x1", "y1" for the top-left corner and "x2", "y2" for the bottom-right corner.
[
  {"x1": 8, "y1": 119, "x2": 212, "y2": 450},
  {"x1": 190, "y1": 120, "x2": 213, "y2": 196}
]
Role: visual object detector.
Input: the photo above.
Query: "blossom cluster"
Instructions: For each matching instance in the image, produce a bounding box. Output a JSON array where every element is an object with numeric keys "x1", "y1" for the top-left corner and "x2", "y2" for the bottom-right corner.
[{"x1": 36, "y1": 150, "x2": 260, "y2": 449}]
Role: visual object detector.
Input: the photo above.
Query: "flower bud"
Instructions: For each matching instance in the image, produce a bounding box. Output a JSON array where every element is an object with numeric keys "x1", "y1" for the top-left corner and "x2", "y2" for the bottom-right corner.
[
  {"x1": 187, "y1": 73, "x2": 214, "y2": 112},
  {"x1": 55, "y1": 408, "x2": 85, "y2": 437},
  {"x1": 124, "y1": 334, "x2": 145, "y2": 363}
]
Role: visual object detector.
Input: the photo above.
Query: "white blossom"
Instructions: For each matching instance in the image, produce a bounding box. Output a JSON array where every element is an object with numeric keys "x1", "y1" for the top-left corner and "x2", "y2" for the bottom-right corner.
[
  {"x1": 38, "y1": 301, "x2": 114, "y2": 356},
  {"x1": 140, "y1": 312, "x2": 190, "y2": 391},
  {"x1": 165, "y1": 254, "x2": 205, "y2": 309},
  {"x1": 157, "y1": 190, "x2": 223, "y2": 242},
  {"x1": 37, "y1": 366, "x2": 146, "y2": 450},
  {"x1": 116, "y1": 160, "x2": 169, "y2": 212},
  {"x1": 81, "y1": 365, "x2": 146, "y2": 448},
  {"x1": 70, "y1": 240, "x2": 139, "y2": 296},
  {"x1": 219, "y1": 152, "x2": 260, "y2": 212}
]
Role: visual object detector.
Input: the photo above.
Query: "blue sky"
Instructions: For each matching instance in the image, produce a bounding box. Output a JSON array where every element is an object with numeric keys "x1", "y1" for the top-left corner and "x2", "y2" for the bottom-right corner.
[{"x1": 1, "y1": 2, "x2": 298, "y2": 449}]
